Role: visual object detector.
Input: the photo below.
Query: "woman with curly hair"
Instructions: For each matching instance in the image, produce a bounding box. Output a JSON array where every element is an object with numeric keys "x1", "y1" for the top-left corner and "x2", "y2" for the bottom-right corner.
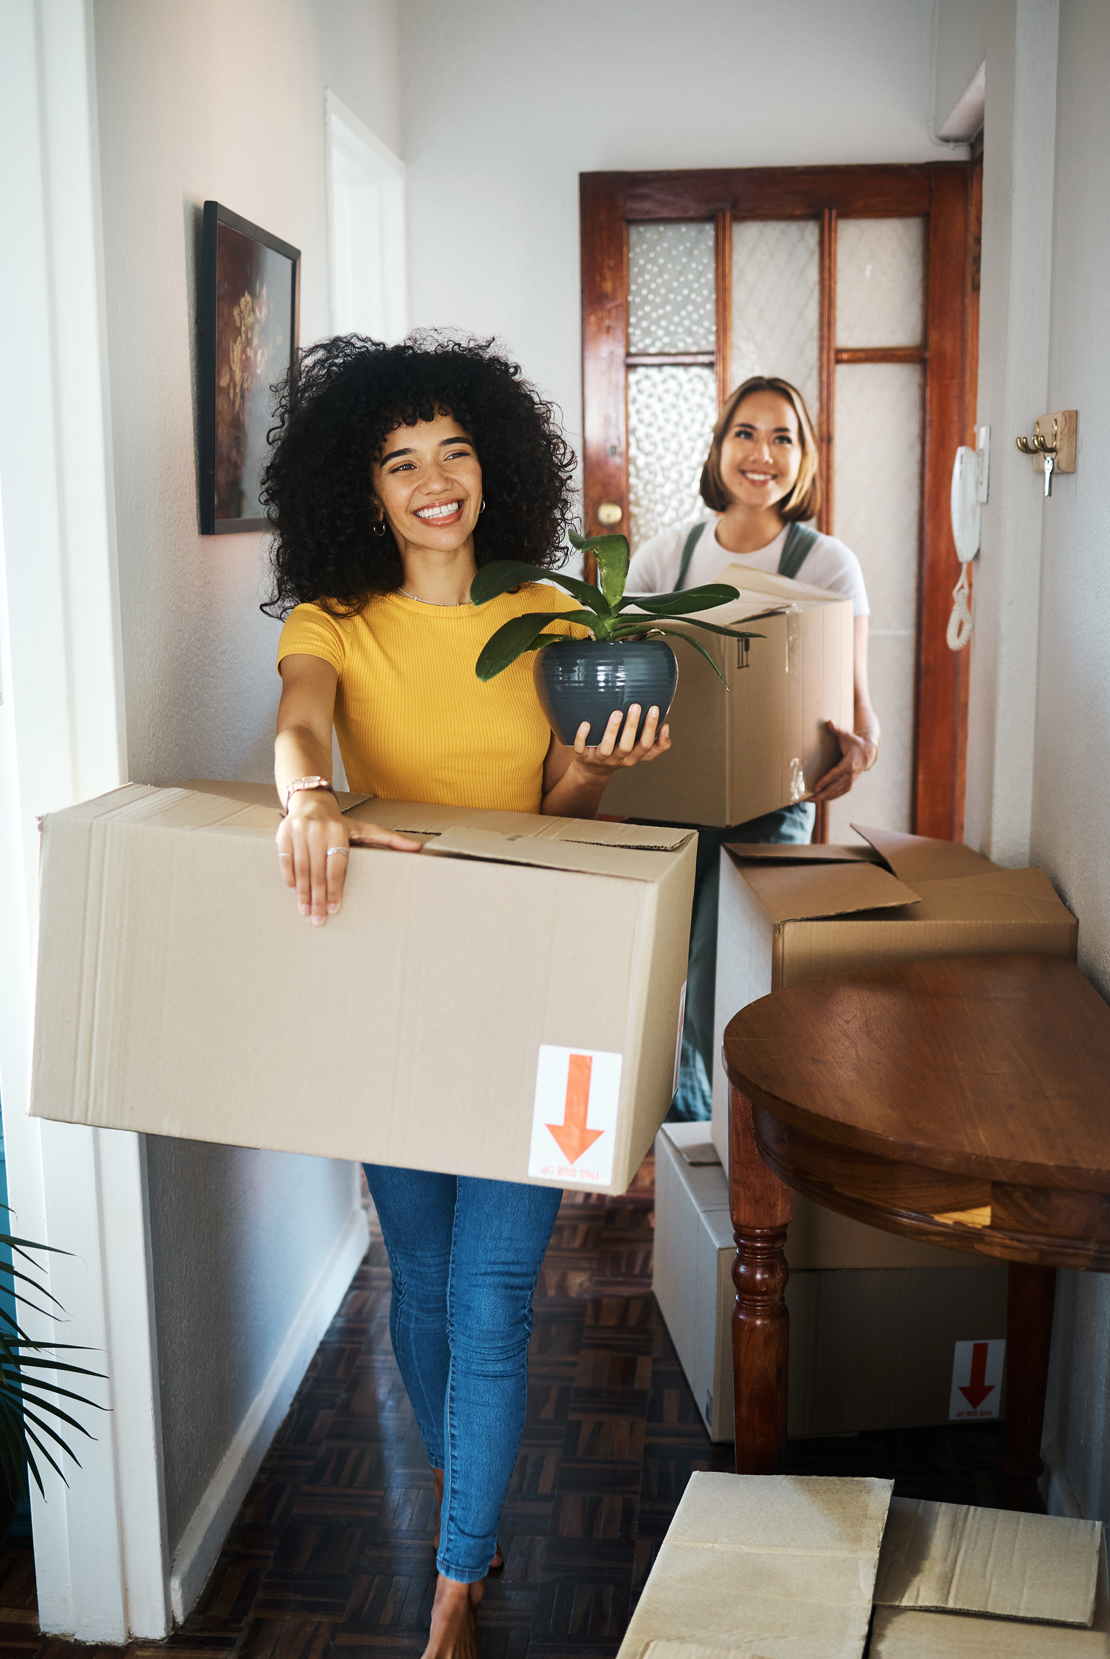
[{"x1": 262, "y1": 334, "x2": 669, "y2": 1659}]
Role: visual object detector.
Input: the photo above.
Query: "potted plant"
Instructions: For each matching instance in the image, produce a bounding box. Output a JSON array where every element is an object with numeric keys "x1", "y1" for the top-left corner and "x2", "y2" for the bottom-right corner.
[
  {"x1": 471, "y1": 529, "x2": 763, "y2": 743},
  {"x1": 0, "y1": 1213, "x2": 104, "y2": 1543}
]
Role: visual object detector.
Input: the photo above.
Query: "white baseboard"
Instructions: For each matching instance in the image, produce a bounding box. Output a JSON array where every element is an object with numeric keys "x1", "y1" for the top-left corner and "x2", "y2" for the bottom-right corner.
[{"x1": 168, "y1": 1201, "x2": 370, "y2": 1622}]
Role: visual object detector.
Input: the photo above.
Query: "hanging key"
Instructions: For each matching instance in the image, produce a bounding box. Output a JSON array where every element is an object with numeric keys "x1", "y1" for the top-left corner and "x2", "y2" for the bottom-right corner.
[{"x1": 1043, "y1": 450, "x2": 1055, "y2": 498}]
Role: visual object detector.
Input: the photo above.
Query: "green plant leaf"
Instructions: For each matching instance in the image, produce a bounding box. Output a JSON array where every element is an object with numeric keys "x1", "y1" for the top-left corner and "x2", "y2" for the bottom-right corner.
[
  {"x1": 475, "y1": 611, "x2": 599, "y2": 681},
  {"x1": 632, "y1": 615, "x2": 763, "y2": 643},
  {"x1": 568, "y1": 527, "x2": 630, "y2": 608},
  {"x1": 615, "y1": 584, "x2": 741, "y2": 615},
  {"x1": 470, "y1": 561, "x2": 610, "y2": 615},
  {"x1": 632, "y1": 624, "x2": 733, "y2": 689}
]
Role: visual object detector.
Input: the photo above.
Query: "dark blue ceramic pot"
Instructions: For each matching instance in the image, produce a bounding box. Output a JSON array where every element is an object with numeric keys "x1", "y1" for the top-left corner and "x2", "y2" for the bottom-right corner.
[{"x1": 534, "y1": 640, "x2": 679, "y2": 747}]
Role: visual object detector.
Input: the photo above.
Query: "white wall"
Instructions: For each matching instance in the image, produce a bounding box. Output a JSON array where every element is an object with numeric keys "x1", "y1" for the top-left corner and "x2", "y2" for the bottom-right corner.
[
  {"x1": 1024, "y1": 0, "x2": 1110, "y2": 1523},
  {"x1": 400, "y1": 0, "x2": 956, "y2": 468},
  {"x1": 90, "y1": 0, "x2": 400, "y2": 1597},
  {"x1": 934, "y1": 0, "x2": 986, "y2": 129}
]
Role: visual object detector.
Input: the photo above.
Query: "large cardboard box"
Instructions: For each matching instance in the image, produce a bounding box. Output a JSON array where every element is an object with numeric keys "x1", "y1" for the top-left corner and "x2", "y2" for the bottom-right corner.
[
  {"x1": 617, "y1": 1470, "x2": 894, "y2": 1659},
  {"x1": 710, "y1": 822, "x2": 1079, "y2": 1166},
  {"x1": 654, "y1": 1124, "x2": 1007, "y2": 1442},
  {"x1": 602, "y1": 565, "x2": 853, "y2": 828},
  {"x1": 29, "y1": 781, "x2": 696, "y2": 1194}
]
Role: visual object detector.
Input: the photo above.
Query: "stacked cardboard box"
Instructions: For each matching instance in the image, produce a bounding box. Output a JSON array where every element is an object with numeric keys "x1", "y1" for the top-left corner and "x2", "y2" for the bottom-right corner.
[
  {"x1": 709, "y1": 823, "x2": 1078, "y2": 1159},
  {"x1": 29, "y1": 780, "x2": 696, "y2": 1195},
  {"x1": 651, "y1": 823, "x2": 1076, "y2": 1439},
  {"x1": 619, "y1": 1472, "x2": 1108, "y2": 1659}
]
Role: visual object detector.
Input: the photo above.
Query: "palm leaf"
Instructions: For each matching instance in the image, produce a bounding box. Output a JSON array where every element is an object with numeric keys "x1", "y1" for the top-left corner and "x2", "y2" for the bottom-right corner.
[
  {"x1": 0, "y1": 1212, "x2": 104, "y2": 1500},
  {"x1": 476, "y1": 611, "x2": 599, "y2": 681}
]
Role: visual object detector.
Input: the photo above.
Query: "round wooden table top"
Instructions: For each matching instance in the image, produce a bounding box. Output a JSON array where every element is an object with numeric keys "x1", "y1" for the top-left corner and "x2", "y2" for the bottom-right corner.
[{"x1": 723, "y1": 953, "x2": 1110, "y2": 1192}]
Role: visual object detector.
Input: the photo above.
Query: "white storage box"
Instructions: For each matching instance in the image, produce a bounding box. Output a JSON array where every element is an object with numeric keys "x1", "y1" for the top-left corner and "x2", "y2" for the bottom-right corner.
[{"x1": 654, "y1": 1124, "x2": 1008, "y2": 1441}]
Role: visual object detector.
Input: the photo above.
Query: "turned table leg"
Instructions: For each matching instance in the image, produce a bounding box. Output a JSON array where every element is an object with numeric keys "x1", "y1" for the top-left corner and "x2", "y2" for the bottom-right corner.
[
  {"x1": 730, "y1": 1085, "x2": 794, "y2": 1474},
  {"x1": 1002, "y1": 1262, "x2": 1057, "y2": 1512}
]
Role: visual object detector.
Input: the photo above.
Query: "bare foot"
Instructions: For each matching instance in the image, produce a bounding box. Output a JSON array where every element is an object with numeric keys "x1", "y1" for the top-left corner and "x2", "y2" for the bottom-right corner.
[
  {"x1": 431, "y1": 1467, "x2": 504, "y2": 1572},
  {"x1": 421, "y1": 1573, "x2": 484, "y2": 1659}
]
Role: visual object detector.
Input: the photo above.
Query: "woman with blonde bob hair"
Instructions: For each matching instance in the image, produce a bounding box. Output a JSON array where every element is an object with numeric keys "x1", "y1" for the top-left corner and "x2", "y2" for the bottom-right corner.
[{"x1": 627, "y1": 374, "x2": 879, "y2": 1120}]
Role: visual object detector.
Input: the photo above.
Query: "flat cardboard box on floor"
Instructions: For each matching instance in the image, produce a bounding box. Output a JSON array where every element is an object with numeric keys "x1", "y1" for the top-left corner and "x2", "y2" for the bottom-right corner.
[
  {"x1": 29, "y1": 780, "x2": 696, "y2": 1194},
  {"x1": 653, "y1": 1124, "x2": 1007, "y2": 1442},
  {"x1": 617, "y1": 1470, "x2": 894, "y2": 1659},
  {"x1": 621, "y1": 1474, "x2": 1107, "y2": 1659},
  {"x1": 602, "y1": 564, "x2": 853, "y2": 828},
  {"x1": 870, "y1": 1496, "x2": 1109, "y2": 1656},
  {"x1": 710, "y1": 820, "x2": 1078, "y2": 1167}
]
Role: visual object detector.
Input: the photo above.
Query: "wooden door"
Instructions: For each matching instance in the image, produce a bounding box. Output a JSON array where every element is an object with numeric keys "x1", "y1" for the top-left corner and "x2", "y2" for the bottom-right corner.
[{"x1": 580, "y1": 165, "x2": 979, "y2": 842}]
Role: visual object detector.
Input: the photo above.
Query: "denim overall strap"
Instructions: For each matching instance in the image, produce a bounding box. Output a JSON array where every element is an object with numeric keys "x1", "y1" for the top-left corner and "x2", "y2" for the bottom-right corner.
[
  {"x1": 777, "y1": 521, "x2": 820, "y2": 581},
  {"x1": 674, "y1": 522, "x2": 706, "y2": 591}
]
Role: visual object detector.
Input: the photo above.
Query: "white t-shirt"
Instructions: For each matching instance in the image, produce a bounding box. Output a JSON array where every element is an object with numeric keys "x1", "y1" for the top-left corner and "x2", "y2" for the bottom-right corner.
[{"x1": 626, "y1": 517, "x2": 870, "y2": 617}]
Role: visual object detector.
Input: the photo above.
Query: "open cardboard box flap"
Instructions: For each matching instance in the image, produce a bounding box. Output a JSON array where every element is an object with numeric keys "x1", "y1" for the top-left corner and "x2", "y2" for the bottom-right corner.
[
  {"x1": 725, "y1": 851, "x2": 920, "y2": 923},
  {"x1": 629, "y1": 561, "x2": 851, "y2": 632},
  {"x1": 714, "y1": 559, "x2": 852, "y2": 605},
  {"x1": 851, "y1": 823, "x2": 999, "y2": 884},
  {"x1": 909, "y1": 865, "x2": 1077, "y2": 925},
  {"x1": 875, "y1": 1497, "x2": 1102, "y2": 1626},
  {"x1": 181, "y1": 780, "x2": 693, "y2": 877},
  {"x1": 420, "y1": 824, "x2": 688, "y2": 881},
  {"x1": 724, "y1": 842, "x2": 882, "y2": 864},
  {"x1": 720, "y1": 821, "x2": 1058, "y2": 925}
]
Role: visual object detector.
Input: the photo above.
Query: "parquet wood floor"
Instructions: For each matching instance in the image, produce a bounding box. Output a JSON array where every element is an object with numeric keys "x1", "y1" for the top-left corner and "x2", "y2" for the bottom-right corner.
[{"x1": 0, "y1": 1152, "x2": 1011, "y2": 1658}]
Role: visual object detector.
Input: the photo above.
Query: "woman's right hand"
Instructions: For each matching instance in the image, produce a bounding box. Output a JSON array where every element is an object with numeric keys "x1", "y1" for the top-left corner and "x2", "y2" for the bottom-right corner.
[{"x1": 276, "y1": 792, "x2": 421, "y2": 925}]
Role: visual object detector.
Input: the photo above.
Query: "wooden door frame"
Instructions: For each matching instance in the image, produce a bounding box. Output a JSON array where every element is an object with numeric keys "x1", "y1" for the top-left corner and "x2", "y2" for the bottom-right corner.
[{"x1": 580, "y1": 164, "x2": 979, "y2": 841}]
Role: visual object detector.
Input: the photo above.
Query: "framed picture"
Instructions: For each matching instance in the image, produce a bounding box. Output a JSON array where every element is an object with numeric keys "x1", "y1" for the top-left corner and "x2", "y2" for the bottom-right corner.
[{"x1": 198, "y1": 201, "x2": 300, "y2": 534}]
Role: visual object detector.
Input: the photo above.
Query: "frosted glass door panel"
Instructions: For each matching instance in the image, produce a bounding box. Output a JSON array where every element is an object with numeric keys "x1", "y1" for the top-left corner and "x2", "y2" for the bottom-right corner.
[
  {"x1": 628, "y1": 223, "x2": 715, "y2": 355},
  {"x1": 730, "y1": 220, "x2": 819, "y2": 410},
  {"x1": 828, "y1": 362, "x2": 923, "y2": 840},
  {"x1": 836, "y1": 219, "x2": 925, "y2": 347},
  {"x1": 627, "y1": 365, "x2": 718, "y2": 549}
]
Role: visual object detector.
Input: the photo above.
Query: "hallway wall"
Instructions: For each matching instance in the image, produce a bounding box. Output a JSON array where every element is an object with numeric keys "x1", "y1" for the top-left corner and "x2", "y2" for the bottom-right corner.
[
  {"x1": 400, "y1": 0, "x2": 958, "y2": 474},
  {"x1": 91, "y1": 0, "x2": 400, "y2": 1592},
  {"x1": 1024, "y1": 0, "x2": 1110, "y2": 1523}
]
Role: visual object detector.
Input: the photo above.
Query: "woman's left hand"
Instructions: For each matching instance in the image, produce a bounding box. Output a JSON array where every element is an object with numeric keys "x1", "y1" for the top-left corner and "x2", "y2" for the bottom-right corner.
[
  {"x1": 567, "y1": 704, "x2": 671, "y2": 784},
  {"x1": 809, "y1": 719, "x2": 878, "y2": 803}
]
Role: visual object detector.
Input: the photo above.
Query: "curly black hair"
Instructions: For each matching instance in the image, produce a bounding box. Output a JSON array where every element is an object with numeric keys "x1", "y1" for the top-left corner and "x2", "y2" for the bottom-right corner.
[{"x1": 259, "y1": 332, "x2": 577, "y2": 619}]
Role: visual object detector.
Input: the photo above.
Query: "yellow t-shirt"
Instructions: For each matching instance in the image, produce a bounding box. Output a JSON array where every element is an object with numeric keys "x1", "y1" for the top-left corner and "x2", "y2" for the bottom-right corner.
[{"x1": 276, "y1": 585, "x2": 587, "y2": 813}]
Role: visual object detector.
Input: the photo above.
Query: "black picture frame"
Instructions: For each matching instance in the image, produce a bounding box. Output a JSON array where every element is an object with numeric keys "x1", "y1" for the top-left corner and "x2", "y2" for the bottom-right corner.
[{"x1": 198, "y1": 201, "x2": 300, "y2": 534}]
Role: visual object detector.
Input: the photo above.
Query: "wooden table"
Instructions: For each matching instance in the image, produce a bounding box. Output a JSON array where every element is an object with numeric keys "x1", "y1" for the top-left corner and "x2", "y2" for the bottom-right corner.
[{"x1": 723, "y1": 952, "x2": 1110, "y2": 1510}]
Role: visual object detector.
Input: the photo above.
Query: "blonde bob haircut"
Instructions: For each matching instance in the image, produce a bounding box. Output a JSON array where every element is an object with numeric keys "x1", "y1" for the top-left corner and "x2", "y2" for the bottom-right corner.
[{"x1": 700, "y1": 375, "x2": 821, "y2": 522}]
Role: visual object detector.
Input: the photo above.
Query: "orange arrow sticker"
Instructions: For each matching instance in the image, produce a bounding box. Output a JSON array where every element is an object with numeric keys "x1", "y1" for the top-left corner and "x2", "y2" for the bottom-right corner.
[
  {"x1": 528, "y1": 1045, "x2": 622, "y2": 1187},
  {"x1": 546, "y1": 1053, "x2": 605, "y2": 1164}
]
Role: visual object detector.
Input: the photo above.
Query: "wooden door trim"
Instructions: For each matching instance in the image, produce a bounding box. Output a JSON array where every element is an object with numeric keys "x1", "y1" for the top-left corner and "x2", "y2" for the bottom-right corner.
[
  {"x1": 580, "y1": 173, "x2": 629, "y2": 536},
  {"x1": 580, "y1": 161, "x2": 976, "y2": 840},
  {"x1": 913, "y1": 164, "x2": 973, "y2": 840},
  {"x1": 596, "y1": 165, "x2": 933, "y2": 221}
]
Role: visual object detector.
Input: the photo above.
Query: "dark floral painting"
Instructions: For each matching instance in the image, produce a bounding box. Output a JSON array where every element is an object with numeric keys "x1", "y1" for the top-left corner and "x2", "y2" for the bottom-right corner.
[{"x1": 199, "y1": 203, "x2": 300, "y2": 534}]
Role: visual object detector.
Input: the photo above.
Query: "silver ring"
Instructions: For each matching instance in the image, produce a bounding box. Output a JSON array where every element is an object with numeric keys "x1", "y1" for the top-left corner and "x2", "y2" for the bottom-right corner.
[{"x1": 326, "y1": 846, "x2": 350, "y2": 859}]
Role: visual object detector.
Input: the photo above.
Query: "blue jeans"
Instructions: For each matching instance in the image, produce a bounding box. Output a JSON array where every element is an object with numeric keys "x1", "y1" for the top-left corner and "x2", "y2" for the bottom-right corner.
[
  {"x1": 363, "y1": 1164, "x2": 562, "y2": 1583},
  {"x1": 670, "y1": 801, "x2": 815, "y2": 1121}
]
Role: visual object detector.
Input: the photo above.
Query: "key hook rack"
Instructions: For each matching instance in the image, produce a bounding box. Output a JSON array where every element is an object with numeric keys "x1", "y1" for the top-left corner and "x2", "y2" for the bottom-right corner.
[
  {"x1": 1015, "y1": 422, "x2": 1057, "y2": 457},
  {"x1": 1015, "y1": 409, "x2": 1077, "y2": 498}
]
